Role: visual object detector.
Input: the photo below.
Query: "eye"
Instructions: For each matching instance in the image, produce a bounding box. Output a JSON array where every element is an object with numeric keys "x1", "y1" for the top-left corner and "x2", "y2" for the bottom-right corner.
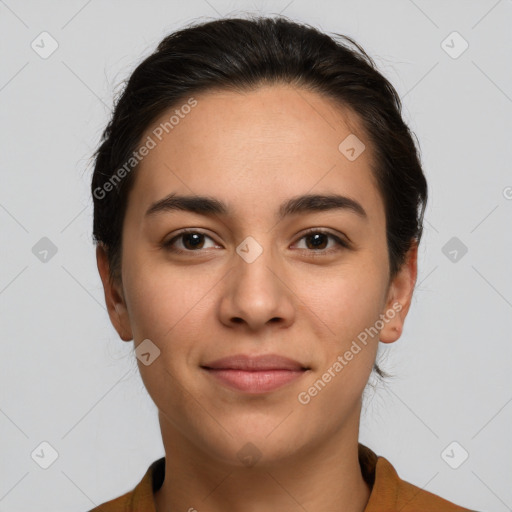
[
  {"x1": 162, "y1": 229, "x2": 218, "y2": 254},
  {"x1": 162, "y1": 228, "x2": 350, "y2": 256},
  {"x1": 293, "y1": 229, "x2": 350, "y2": 255}
]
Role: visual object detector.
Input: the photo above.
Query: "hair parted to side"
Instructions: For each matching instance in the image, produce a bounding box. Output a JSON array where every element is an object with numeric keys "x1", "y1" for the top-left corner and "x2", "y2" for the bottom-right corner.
[{"x1": 91, "y1": 15, "x2": 428, "y2": 383}]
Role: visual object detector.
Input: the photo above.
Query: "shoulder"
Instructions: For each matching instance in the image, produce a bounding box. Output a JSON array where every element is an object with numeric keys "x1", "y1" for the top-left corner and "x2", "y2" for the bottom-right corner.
[
  {"x1": 369, "y1": 453, "x2": 480, "y2": 511},
  {"x1": 88, "y1": 491, "x2": 133, "y2": 511},
  {"x1": 393, "y1": 471, "x2": 479, "y2": 511},
  {"x1": 86, "y1": 457, "x2": 164, "y2": 512}
]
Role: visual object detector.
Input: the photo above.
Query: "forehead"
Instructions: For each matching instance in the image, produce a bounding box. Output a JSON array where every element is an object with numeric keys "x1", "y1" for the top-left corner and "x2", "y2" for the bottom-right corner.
[{"x1": 126, "y1": 84, "x2": 385, "y2": 227}]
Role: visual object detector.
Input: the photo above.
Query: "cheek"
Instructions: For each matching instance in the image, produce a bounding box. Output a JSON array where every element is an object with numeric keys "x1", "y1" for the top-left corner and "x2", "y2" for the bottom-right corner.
[
  {"x1": 294, "y1": 262, "x2": 385, "y2": 401},
  {"x1": 124, "y1": 252, "x2": 214, "y2": 345},
  {"x1": 298, "y1": 263, "x2": 387, "y2": 340},
  {"x1": 296, "y1": 271, "x2": 383, "y2": 404},
  {"x1": 121, "y1": 263, "x2": 212, "y2": 408}
]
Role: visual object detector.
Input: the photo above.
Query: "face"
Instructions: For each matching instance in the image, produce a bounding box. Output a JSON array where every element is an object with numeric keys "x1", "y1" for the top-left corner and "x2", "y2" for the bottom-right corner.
[{"x1": 97, "y1": 84, "x2": 417, "y2": 468}]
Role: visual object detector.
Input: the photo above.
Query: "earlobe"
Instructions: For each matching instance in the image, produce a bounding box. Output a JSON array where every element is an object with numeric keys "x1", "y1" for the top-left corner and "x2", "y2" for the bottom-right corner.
[
  {"x1": 378, "y1": 242, "x2": 418, "y2": 344},
  {"x1": 96, "y1": 245, "x2": 133, "y2": 342}
]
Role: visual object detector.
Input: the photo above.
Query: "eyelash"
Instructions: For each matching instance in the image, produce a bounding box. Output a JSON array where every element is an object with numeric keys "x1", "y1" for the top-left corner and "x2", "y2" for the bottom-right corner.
[{"x1": 162, "y1": 228, "x2": 350, "y2": 256}]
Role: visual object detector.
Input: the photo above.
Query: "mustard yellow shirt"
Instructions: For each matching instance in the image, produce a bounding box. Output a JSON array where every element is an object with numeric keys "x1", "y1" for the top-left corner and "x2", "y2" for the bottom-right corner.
[{"x1": 89, "y1": 443, "x2": 479, "y2": 511}]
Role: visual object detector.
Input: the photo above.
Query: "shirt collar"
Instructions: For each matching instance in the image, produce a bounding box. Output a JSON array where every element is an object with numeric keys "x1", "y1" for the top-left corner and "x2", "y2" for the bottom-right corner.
[{"x1": 129, "y1": 443, "x2": 408, "y2": 511}]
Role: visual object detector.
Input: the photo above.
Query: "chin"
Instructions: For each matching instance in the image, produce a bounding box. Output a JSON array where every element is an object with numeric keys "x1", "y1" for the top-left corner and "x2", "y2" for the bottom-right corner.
[{"x1": 196, "y1": 419, "x2": 310, "y2": 469}]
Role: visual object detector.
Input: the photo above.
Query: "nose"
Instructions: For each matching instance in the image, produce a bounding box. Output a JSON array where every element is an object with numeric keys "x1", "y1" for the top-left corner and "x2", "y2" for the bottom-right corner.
[{"x1": 218, "y1": 241, "x2": 295, "y2": 332}]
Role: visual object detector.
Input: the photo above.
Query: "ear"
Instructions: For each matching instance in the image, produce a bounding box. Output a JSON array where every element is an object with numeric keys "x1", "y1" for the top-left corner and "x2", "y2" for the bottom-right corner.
[
  {"x1": 378, "y1": 241, "x2": 418, "y2": 344},
  {"x1": 96, "y1": 245, "x2": 133, "y2": 342}
]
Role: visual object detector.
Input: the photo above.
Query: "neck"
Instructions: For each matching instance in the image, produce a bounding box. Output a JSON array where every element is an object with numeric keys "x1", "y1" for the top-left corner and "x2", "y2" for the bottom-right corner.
[{"x1": 154, "y1": 410, "x2": 371, "y2": 512}]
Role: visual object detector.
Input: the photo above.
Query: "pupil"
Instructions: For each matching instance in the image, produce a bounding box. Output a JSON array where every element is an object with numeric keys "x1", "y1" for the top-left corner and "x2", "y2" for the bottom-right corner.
[
  {"x1": 308, "y1": 233, "x2": 326, "y2": 249},
  {"x1": 181, "y1": 233, "x2": 328, "y2": 251},
  {"x1": 184, "y1": 233, "x2": 203, "y2": 249}
]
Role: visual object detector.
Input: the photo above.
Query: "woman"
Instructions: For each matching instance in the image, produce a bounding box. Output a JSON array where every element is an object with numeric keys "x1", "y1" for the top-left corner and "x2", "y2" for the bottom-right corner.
[{"x1": 90, "y1": 15, "x2": 479, "y2": 512}]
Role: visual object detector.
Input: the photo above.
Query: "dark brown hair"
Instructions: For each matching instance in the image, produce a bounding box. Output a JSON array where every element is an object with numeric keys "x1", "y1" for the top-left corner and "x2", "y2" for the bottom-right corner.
[{"x1": 91, "y1": 15, "x2": 428, "y2": 382}]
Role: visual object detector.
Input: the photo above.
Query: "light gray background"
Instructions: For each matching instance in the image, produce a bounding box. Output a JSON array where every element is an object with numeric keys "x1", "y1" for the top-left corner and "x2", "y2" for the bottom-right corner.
[{"x1": 1, "y1": 1, "x2": 511, "y2": 511}]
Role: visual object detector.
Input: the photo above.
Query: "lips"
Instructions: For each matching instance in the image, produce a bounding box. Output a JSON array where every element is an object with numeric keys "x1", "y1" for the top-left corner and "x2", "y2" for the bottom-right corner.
[
  {"x1": 201, "y1": 353, "x2": 309, "y2": 371},
  {"x1": 201, "y1": 354, "x2": 310, "y2": 393}
]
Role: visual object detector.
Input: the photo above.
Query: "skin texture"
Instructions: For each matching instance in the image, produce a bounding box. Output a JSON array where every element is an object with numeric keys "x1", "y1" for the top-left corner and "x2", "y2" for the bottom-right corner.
[{"x1": 96, "y1": 84, "x2": 418, "y2": 512}]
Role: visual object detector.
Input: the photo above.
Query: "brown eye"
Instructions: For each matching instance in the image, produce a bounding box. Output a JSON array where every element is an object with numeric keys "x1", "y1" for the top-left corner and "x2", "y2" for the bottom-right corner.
[
  {"x1": 180, "y1": 232, "x2": 206, "y2": 250},
  {"x1": 304, "y1": 232, "x2": 329, "y2": 250},
  {"x1": 163, "y1": 230, "x2": 217, "y2": 254},
  {"x1": 294, "y1": 229, "x2": 349, "y2": 254}
]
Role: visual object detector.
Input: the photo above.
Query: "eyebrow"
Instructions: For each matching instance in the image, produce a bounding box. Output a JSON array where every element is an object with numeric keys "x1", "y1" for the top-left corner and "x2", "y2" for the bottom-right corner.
[{"x1": 145, "y1": 193, "x2": 368, "y2": 222}]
